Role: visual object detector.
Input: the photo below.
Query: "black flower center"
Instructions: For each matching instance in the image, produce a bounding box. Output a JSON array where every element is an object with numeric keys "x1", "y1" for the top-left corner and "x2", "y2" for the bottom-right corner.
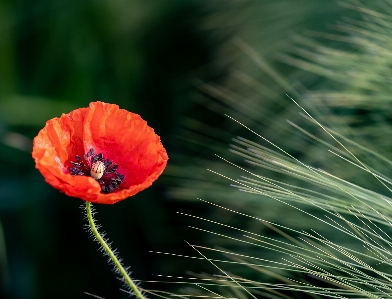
[{"x1": 68, "y1": 148, "x2": 124, "y2": 194}]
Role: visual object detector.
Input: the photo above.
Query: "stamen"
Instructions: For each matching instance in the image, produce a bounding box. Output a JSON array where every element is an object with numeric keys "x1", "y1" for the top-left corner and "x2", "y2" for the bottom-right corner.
[{"x1": 68, "y1": 148, "x2": 124, "y2": 194}]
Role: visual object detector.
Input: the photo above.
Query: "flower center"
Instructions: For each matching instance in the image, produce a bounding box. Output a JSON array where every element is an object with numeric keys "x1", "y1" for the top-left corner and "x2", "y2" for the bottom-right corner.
[
  {"x1": 68, "y1": 148, "x2": 124, "y2": 194},
  {"x1": 91, "y1": 161, "x2": 106, "y2": 180}
]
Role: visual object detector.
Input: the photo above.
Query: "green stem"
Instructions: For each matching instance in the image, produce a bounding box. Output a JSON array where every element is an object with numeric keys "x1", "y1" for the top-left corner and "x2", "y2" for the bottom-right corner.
[{"x1": 85, "y1": 201, "x2": 146, "y2": 299}]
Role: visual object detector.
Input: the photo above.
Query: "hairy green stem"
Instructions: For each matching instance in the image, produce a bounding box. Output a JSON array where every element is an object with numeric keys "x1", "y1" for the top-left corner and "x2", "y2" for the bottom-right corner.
[{"x1": 85, "y1": 201, "x2": 146, "y2": 299}]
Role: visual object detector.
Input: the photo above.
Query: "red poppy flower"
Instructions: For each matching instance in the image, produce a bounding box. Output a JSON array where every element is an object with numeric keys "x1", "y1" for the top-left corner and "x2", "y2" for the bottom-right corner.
[{"x1": 32, "y1": 101, "x2": 168, "y2": 204}]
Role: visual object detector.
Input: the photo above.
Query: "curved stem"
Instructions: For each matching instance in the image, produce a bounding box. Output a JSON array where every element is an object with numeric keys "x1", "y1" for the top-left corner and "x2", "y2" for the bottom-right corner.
[{"x1": 85, "y1": 201, "x2": 146, "y2": 299}]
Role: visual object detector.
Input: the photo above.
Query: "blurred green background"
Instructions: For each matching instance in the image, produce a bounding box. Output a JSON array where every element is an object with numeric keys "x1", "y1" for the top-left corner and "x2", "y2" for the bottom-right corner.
[{"x1": 2, "y1": 1, "x2": 389, "y2": 298}]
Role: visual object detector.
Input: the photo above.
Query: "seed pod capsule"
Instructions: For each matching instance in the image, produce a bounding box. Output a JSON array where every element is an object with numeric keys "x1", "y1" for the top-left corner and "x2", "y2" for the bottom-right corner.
[{"x1": 90, "y1": 161, "x2": 106, "y2": 180}]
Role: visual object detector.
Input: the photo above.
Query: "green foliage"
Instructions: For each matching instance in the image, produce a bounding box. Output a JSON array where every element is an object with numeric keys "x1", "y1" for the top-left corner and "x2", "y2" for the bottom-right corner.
[{"x1": 160, "y1": 1, "x2": 392, "y2": 298}]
